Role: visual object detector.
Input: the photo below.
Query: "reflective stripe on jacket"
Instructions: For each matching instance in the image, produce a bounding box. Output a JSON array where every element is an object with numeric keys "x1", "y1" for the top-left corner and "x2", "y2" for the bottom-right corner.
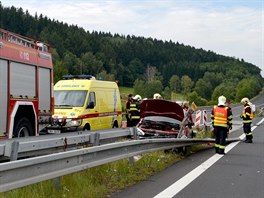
[
  {"x1": 213, "y1": 106, "x2": 228, "y2": 127},
  {"x1": 129, "y1": 103, "x2": 140, "y2": 119},
  {"x1": 242, "y1": 105, "x2": 253, "y2": 123}
]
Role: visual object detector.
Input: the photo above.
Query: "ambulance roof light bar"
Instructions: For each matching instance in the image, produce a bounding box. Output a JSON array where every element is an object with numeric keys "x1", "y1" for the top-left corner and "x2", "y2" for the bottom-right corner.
[{"x1": 62, "y1": 75, "x2": 96, "y2": 80}]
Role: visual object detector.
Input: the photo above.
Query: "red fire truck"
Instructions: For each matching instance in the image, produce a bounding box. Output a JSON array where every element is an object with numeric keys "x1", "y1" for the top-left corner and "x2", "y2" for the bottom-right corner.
[{"x1": 0, "y1": 29, "x2": 54, "y2": 139}]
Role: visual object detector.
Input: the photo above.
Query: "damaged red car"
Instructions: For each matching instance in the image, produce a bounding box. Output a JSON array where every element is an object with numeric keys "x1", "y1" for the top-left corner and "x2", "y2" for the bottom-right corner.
[{"x1": 136, "y1": 99, "x2": 187, "y2": 138}]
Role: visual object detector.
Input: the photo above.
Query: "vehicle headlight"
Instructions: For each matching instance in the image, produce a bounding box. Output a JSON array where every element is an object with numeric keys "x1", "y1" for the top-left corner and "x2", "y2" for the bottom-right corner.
[
  {"x1": 65, "y1": 119, "x2": 82, "y2": 127},
  {"x1": 137, "y1": 128, "x2": 145, "y2": 136}
]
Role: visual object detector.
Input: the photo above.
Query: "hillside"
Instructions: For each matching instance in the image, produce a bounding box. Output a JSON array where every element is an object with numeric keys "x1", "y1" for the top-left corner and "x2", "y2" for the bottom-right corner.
[{"x1": 0, "y1": 3, "x2": 263, "y2": 103}]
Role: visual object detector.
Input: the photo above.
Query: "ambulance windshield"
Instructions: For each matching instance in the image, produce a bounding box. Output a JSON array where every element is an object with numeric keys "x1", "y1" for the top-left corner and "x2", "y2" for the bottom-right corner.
[{"x1": 54, "y1": 90, "x2": 87, "y2": 107}]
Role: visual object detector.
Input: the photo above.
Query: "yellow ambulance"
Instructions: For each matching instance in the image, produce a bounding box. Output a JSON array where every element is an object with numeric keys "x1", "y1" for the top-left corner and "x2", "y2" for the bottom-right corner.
[{"x1": 47, "y1": 75, "x2": 122, "y2": 133}]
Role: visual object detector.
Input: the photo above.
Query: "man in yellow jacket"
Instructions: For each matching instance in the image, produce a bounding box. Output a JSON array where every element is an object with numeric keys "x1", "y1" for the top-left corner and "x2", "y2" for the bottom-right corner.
[{"x1": 240, "y1": 97, "x2": 253, "y2": 143}]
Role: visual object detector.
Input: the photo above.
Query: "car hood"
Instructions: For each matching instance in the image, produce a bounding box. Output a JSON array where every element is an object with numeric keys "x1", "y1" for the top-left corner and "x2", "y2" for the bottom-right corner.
[{"x1": 140, "y1": 99, "x2": 184, "y2": 121}]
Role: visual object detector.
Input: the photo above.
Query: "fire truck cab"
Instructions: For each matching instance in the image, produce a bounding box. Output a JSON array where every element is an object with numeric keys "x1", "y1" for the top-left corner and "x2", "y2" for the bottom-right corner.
[{"x1": 0, "y1": 29, "x2": 54, "y2": 139}]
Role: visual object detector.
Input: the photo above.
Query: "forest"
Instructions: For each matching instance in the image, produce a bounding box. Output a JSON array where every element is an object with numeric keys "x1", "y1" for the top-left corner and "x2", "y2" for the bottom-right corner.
[{"x1": 0, "y1": 2, "x2": 263, "y2": 105}]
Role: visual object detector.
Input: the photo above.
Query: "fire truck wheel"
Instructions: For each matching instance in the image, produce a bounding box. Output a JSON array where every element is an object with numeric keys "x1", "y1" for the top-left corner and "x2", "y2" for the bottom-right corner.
[{"x1": 14, "y1": 118, "x2": 33, "y2": 137}]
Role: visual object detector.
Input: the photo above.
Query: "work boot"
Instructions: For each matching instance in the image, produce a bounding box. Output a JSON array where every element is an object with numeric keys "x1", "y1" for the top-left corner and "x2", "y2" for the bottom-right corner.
[
  {"x1": 218, "y1": 148, "x2": 225, "y2": 155},
  {"x1": 215, "y1": 147, "x2": 219, "y2": 154},
  {"x1": 244, "y1": 139, "x2": 252, "y2": 143}
]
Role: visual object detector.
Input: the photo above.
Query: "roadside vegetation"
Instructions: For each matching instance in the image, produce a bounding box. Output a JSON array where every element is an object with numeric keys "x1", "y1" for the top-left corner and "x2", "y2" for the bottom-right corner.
[{"x1": 0, "y1": 141, "x2": 212, "y2": 198}]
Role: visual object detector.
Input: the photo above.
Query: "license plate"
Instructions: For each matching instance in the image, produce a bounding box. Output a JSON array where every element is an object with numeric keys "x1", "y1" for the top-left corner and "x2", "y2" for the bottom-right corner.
[{"x1": 48, "y1": 129, "x2": 61, "y2": 134}]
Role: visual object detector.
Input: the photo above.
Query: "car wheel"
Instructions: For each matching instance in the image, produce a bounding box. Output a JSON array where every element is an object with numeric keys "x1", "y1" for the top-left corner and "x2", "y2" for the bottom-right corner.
[{"x1": 174, "y1": 146, "x2": 187, "y2": 155}]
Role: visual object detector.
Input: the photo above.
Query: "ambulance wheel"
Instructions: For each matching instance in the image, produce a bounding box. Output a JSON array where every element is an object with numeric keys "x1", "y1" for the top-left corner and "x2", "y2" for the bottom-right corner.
[
  {"x1": 83, "y1": 124, "x2": 90, "y2": 131},
  {"x1": 14, "y1": 118, "x2": 33, "y2": 138}
]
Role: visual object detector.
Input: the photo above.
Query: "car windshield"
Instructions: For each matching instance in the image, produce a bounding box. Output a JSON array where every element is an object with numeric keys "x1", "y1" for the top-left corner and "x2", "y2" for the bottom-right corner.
[
  {"x1": 54, "y1": 90, "x2": 87, "y2": 107},
  {"x1": 143, "y1": 116, "x2": 181, "y2": 125}
]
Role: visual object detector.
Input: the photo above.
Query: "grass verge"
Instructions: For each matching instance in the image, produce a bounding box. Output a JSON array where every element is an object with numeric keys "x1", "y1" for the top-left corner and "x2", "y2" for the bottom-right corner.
[{"x1": 0, "y1": 140, "x2": 213, "y2": 198}]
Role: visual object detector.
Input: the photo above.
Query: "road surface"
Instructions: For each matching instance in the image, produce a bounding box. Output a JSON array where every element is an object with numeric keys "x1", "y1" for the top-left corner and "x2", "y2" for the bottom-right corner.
[{"x1": 110, "y1": 97, "x2": 264, "y2": 198}]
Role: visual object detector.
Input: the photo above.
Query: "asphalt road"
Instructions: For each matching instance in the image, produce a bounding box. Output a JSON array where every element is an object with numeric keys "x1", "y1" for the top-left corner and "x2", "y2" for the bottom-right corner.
[
  {"x1": 110, "y1": 117, "x2": 264, "y2": 198},
  {"x1": 110, "y1": 94, "x2": 264, "y2": 198}
]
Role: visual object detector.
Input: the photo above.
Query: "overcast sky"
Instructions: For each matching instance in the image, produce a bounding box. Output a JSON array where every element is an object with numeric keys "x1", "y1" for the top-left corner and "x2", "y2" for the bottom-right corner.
[{"x1": 1, "y1": 0, "x2": 263, "y2": 77}]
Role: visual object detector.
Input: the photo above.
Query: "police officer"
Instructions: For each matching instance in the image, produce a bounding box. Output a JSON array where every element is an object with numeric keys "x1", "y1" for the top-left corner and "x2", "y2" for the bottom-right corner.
[
  {"x1": 240, "y1": 97, "x2": 253, "y2": 143},
  {"x1": 211, "y1": 95, "x2": 233, "y2": 154},
  {"x1": 129, "y1": 95, "x2": 142, "y2": 126}
]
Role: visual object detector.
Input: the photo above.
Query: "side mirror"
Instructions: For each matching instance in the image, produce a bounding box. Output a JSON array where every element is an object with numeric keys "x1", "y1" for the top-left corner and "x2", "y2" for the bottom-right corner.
[{"x1": 87, "y1": 101, "x2": 95, "y2": 109}]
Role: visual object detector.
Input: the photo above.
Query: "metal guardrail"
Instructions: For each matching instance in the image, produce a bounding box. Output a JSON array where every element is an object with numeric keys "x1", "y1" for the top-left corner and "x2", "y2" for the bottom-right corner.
[
  {"x1": 0, "y1": 128, "x2": 135, "y2": 160},
  {"x1": 0, "y1": 137, "x2": 240, "y2": 192}
]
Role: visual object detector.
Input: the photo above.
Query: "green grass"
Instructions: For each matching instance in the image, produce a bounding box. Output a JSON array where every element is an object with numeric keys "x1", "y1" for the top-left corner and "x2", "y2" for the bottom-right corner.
[
  {"x1": 119, "y1": 86, "x2": 134, "y2": 112},
  {"x1": 171, "y1": 92, "x2": 186, "y2": 101},
  {"x1": 119, "y1": 86, "x2": 134, "y2": 97},
  {"x1": 0, "y1": 151, "x2": 183, "y2": 198}
]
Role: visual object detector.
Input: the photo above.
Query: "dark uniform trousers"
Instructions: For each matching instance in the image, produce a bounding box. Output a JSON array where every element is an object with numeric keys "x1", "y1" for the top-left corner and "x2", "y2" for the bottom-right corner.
[
  {"x1": 243, "y1": 122, "x2": 252, "y2": 141},
  {"x1": 214, "y1": 126, "x2": 227, "y2": 154}
]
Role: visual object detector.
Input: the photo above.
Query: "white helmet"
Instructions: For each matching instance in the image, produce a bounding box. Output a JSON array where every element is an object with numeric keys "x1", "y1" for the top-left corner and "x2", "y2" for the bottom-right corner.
[
  {"x1": 241, "y1": 97, "x2": 249, "y2": 104},
  {"x1": 218, "y1": 95, "x2": 226, "y2": 106},
  {"x1": 133, "y1": 94, "x2": 142, "y2": 101},
  {"x1": 153, "y1": 93, "x2": 162, "y2": 99},
  {"x1": 182, "y1": 101, "x2": 189, "y2": 107}
]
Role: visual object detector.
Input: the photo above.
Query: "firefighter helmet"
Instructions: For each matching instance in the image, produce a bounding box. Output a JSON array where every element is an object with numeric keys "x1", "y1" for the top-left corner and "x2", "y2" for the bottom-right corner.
[
  {"x1": 153, "y1": 93, "x2": 162, "y2": 99},
  {"x1": 182, "y1": 101, "x2": 189, "y2": 108},
  {"x1": 133, "y1": 94, "x2": 142, "y2": 101},
  {"x1": 241, "y1": 97, "x2": 249, "y2": 104},
  {"x1": 218, "y1": 95, "x2": 226, "y2": 106}
]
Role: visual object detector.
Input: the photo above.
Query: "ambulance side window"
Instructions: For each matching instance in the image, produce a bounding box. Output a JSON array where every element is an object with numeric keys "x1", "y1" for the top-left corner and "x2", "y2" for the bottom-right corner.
[{"x1": 87, "y1": 92, "x2": 96, "y2": 109}]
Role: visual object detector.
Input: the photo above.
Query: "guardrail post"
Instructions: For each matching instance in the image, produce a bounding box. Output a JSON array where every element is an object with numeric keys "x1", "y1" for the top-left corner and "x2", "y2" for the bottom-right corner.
[
  {"x1": 4, "y1": 141, "x2": 19, "y2": 161},
  {"x1": 204, "y1": 125, "x2": 211, "y2": 133},
  {"x1": 130, "y1": 127, "x2": 138, "y2": 140},
  {"x1": 94, "y1": 133, "x2": 100, "y2": 146},
  {"x1": 53, "y1": 177, "x2": 61, "y2": 191},
  {"x1": 128, "y1": 156, "x2": 135, "y2": 165},
  {"x1": 128, "y1": 127, "x2": 138, "y2": 165}
]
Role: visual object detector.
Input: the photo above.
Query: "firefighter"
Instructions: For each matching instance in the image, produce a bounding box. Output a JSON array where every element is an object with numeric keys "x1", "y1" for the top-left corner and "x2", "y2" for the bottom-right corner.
[
  {"x1": 225, "y1": 99, "x2": 232, "y2": 135},
  {"x1": 125, "y1": 94, "x2": 133, "y2": 127},
  {"x1": 129, "y1": 95, "x2": 142, "y2": 126},
  {"x1": 211, "y1": 95, "x2": 233, "y2": 154},
  {"x1": 182, "y1": 101, "x2": 194, "y2": 137},
  {"x1": 240, "y1": 97, "x2": 253, "y2": 143}
]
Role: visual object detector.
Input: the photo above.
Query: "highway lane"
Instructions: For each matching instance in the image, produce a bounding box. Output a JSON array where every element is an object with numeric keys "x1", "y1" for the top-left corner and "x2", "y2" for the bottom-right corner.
[
  {"x1": 110, "y1": 117, "x2": 264, "y2": 198},
  {"x1": 199, "y1": 95, "x2": 264, "y2": 122}
]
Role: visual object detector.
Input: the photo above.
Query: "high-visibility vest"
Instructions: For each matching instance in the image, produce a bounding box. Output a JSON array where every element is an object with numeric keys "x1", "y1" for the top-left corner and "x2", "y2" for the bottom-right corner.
[
  {"x1": 242, "y1": 105, "x2": 253, "y2": 123},
  {"x1": 213, "y1": 106, "x2": 228, "y2": 127}
]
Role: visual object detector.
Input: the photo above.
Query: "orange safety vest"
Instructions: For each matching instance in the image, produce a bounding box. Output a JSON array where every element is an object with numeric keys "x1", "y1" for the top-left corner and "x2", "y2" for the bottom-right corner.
[{"x1": 213, "y1": 106, "x2": 228, "y2": 127}]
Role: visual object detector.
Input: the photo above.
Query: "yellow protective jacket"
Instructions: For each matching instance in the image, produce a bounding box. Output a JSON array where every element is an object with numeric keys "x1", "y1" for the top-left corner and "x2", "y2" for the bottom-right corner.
[{"x1": 241, "y1": 104, "x2": 253, "y2": 123}]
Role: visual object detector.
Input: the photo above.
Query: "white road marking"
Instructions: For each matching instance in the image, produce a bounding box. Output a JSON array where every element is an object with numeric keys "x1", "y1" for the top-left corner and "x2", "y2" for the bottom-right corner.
[{"x1": 154, "y1": 119, "x2": 263, "y2": 198}]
